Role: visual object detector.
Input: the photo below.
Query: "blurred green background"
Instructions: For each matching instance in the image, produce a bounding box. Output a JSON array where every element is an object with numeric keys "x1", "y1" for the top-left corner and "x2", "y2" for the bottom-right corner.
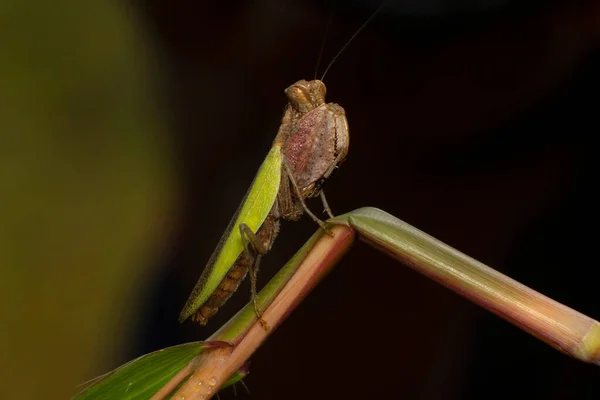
[{"x1": 1, "y1": 2, "x2": 176, "y2": 398}]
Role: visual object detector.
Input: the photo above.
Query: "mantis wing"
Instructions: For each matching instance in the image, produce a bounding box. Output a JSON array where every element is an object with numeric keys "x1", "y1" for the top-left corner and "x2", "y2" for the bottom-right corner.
[{"x1": 179, "y1": 145, "x2": 283, "y2": 322}]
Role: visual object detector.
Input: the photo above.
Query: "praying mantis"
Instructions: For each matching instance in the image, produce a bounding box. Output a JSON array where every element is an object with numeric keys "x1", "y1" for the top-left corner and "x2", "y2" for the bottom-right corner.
[
  {"x1": 74, "y1": 4, "x2": 600, "y2": 400},
  {"x1": 178, "y1": 79, "x2": 349, "y2": 327},
  {"x1": 178, "y1": 4, "x2": 384, "y2": 329}
]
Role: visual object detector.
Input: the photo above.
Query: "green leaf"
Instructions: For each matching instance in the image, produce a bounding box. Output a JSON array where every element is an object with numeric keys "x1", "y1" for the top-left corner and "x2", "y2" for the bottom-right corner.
[
  {"x1": 222, "y1": 362, "x2": 249, "y2": 388},
  {"x1": 74, "y1": 342, "x2": 206, "y2": 400}
]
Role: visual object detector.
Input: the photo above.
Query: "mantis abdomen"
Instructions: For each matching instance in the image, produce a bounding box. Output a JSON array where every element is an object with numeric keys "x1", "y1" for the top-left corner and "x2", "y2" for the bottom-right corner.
[{"x1": 192, "y1": 209, "x2": 281, "y2": 325}]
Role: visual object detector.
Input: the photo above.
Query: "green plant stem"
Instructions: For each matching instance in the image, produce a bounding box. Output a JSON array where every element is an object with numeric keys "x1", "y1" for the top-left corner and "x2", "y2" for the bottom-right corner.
[
  {"x1": 166, "y1": 224, "x2": 355, "y2": 400},
  {"x1": 331, "y1": 207, "x2": 600, "y2": 365},
  {"x1": 161, "y1": 207, "x2": 599, "y2": 400}
]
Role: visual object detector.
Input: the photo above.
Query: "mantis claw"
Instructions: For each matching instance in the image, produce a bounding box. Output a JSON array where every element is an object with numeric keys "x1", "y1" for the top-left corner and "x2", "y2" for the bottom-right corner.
[{"x1": 318, "y1": 221, "x2": 335, "y2": 237}]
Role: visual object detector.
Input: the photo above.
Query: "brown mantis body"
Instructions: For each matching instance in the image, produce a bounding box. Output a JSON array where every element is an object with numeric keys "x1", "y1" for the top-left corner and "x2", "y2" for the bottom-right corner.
[{"x1": 185, "y1": 79, "x2": 349, "y2": 325}]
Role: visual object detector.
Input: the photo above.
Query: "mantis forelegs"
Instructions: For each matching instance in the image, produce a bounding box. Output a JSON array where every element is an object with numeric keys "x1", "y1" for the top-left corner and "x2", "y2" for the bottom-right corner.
[{"x1": 281, "y1": 159, "x2": 333, "y2": 233}]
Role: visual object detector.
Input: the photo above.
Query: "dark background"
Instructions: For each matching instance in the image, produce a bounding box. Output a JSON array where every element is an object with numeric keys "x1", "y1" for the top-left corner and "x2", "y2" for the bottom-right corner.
[{"x1": 133, "y1": 0, "x2": 599, "y2": 398}]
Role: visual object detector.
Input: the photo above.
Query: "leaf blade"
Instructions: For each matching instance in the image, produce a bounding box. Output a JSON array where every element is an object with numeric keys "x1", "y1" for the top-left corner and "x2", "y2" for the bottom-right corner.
[{"x1": 74, "y1": 342, "x2": 206, "y2": 400}]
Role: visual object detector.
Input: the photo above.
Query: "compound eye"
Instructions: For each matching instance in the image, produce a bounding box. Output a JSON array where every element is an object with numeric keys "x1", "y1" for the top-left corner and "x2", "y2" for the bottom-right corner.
[
  {"x1": 313, "y1": 80, "x2": 326, "y2": 104},
  {"x1": 285, "y1": 81, "x2": 313, "y2": 112}
]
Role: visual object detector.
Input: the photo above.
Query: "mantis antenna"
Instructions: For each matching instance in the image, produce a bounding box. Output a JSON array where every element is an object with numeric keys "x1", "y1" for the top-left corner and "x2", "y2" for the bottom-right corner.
[
  {"x1": 313, "y1": 10, "x2": 334, "y2": 80},
  {"x1": 320, "y1": 2, "x2": 386, "y2": 81}
]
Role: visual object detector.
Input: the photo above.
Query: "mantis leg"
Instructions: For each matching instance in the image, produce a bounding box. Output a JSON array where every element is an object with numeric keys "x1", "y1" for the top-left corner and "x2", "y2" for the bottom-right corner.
[
  {"x1": 315, "y1": 143, "x2": 347, "y2": 219},
  {"x1": 277, "y1": 167, "x2": 303, "y2": 221},
  {"x1": 321, "y1": 150, "x2": 345, "y2": 181},
  {"x1": 319, "y1": 190, "x2": 334, "y2": 219},
  {"x1": 281, "y1": 159, "x2": 330, "y2": 232},
  {"x1": 239, "y1": 223, "x2": 270, "y2": 329}
]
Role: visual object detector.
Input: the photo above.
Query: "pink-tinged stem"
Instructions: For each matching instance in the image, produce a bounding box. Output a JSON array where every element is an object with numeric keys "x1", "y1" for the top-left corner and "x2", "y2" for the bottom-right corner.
[
  {"x1": 339, "y1": 207, "x2": 600, "y2": 365},
  {"x1": 169, "y1": 225, "x2": 355, "y2": 400}
]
